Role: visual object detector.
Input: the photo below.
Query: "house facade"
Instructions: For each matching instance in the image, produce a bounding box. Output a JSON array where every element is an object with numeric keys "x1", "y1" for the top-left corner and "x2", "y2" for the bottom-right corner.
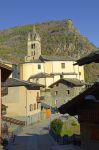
[
  {"x1": 0, "y1": 62, "x2": 12, "y2": 138},
  {"x1": 2, "y1": 78, "x2": 44, "y2": 125},
  {"x1": 49, "y1": 78, "x2": 85, "y2": 107},
  {"x1": 59, "y1": 82, "x2": 99, "y2": 150}
]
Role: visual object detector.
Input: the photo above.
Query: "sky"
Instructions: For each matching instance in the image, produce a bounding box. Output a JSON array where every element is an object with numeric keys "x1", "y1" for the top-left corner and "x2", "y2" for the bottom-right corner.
[{"x1": 0, "y1": 0, "x2": 99, "y2": 47}]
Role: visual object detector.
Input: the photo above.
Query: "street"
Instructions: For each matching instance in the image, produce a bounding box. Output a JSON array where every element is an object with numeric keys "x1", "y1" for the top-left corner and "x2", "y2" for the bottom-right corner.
[{"x1": 8, "y1": 115, "x2": 58, "y2": 150}]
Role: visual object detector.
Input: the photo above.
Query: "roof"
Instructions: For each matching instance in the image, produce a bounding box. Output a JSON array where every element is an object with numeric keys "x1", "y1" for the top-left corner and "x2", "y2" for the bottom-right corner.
[
  {"x1": 39, "y1": 55, "x2": 76, "y2": 61},
  {"x1": 0, "y1": 62, "x2": 12, "y2": 82},
  {"x1": 20, "y1": 59, "x2": 43, "y2": 64},
  {"x1": 20, "y1": 55, "x2": 76, "y2": 64},
  {"x1": 28, "y1": 73, "x2": 54, "y2": 80},
  {"x1": 41, "y1": 102, "x2": 51, "y2": 109},
  {"x1": 51, "y1": 72, "x2": 77, "y2": 75},
  {"x1": 2, "y1": 78, "x2": 45, "y2": 88},
  {"x1": 49, "y1": 78, "x2": 84, "y2": 88},
  {"x1": 74, "y1": 50, "x2": 99, "y2": 66},
  {"x1": 58, "y1": 82, "x2": 99, "y2": 115}
]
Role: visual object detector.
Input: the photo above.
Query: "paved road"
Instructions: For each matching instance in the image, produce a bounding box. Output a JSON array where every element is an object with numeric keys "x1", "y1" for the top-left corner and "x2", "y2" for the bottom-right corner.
[{"x1": 8, "y1": 115, "x2": 58, "y2": 150}]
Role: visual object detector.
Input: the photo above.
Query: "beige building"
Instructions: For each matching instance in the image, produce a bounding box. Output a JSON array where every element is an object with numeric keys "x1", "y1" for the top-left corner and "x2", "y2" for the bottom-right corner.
[
  {"x1": 0, "y1": 62, "x2": 12, "y2": 138},
  {"x1": 19, "y1": 26, "x2": 84, "y2": 88},
  {"x1": 2, "y1": 78, "x2": 44, "y2": 125}
]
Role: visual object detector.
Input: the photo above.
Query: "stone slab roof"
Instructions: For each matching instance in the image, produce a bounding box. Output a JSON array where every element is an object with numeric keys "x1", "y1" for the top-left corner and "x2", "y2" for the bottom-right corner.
[
  {"x1": 74, "y1": 50, "x2": 99, "y2": 66},
  {"x1": 28, "y1": 73, "x2": 54, "y2": 80},
  {"x1": 2, "y1": 78, "x2": 45, "y2": 88},
  {"x1": 40, "y1": 55, "x2": 76, "y2": 61},
  {"x1": 49, "y1": 78, "x2": 84, "y2": 88}
]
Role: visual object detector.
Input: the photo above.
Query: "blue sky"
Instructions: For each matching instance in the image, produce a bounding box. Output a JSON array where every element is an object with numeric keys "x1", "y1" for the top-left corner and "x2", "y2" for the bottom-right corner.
[{"x1": 0, "y1": 0, "x2": 99, "y2": 47}]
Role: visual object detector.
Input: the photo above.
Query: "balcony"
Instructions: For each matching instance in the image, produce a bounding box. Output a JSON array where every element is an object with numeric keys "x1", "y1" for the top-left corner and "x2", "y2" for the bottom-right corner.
[{"x1": 1, "y1": 87, "x2": 8, "y2": 96}]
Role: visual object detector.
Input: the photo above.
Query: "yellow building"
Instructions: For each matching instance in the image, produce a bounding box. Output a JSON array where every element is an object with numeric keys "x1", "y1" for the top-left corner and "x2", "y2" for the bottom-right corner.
[
  {"x1": 2, "y1": 78, "x2": 44, "y2": 125},
  {"x1": 20, "y1": 26, "x2": 85, "y2": 89}
]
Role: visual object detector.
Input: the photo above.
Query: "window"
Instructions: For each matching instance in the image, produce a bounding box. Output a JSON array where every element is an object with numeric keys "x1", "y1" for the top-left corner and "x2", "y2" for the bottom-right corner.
[
  {"x1": 31, "y1": 51, "x2": 35, "y2": 56},
  {"x1": 38, "y1": 64, "x2": 41, "y2": 69},
  {"x1": 79, "y1": 72, "x2": 81, "y2": 75},
  {"x1": 55, "y1": 91, "x2": 58, "y2": 95},
  {"x1": 34, "y1": 104, "x2": 36, "y2": 110},
  {"x1": 67, "y1": 90, "x2": 70, "y2": 95},
  {"x1": 60, "y1": 74, "x2": 63, "y2": 79},
  {"x1": 61, "y1": 63, "x2": 65, "y2": 69},
  {"x1": 31, "y1": 44, "x2": 35, "y2": 49},
  {"x1": 29, "y1": 104, "x2": 33, "y2": 111}
]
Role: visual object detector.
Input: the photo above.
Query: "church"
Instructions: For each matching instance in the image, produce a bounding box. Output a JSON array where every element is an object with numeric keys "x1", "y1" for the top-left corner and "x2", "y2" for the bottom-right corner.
[{"x1": 20, "y1": 26, "x2": 84, "y2": 89}]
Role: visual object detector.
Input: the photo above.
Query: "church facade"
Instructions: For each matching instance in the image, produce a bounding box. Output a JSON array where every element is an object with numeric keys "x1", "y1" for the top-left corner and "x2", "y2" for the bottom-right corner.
[{"x1": 20, "y1": 26, "x2": 85, "y2": 89}]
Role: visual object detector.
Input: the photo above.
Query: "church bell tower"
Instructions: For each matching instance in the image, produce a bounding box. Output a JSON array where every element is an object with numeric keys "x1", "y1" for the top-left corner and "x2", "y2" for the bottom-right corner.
[{"x1": 25, "y1": 25, "x2": 41, "y2": 62}]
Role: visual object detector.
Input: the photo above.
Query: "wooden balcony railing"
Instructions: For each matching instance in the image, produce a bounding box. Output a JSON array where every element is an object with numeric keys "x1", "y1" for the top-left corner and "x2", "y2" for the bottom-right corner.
[
  {"x1": 1, "y1": 87, "x2": 8, "y2": 96},
  {"x1": 2, "y1": 116, "x2": 25, "y2": 126}
]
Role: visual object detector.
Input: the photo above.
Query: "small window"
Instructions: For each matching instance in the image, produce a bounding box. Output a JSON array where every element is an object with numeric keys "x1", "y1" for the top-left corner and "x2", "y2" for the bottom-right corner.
[
  {"x1": 67, "y1": 90, "x2": 70, "y2": 95},
  {"x1": 31, "y1": 51, "x2": 35, "y2": 56},
  {"x1": 79, "y1": 72, "x2": 81, "y2": 75},
  {"x1": 61, "y1": 63, "x2": 65, "y2": 69},
  {"x1": 55, "y1": 91, "x2": 58, "y2": 95},
  {"x1": 29, "y1": 104, "x2": 33, "y2": 111},
  {"x1": 60, "y1": 74, "x2": 63, "y2": 79},
  {"x1": 31, "y1": 44, "x2": 35, "y2": 49},
  {"x1": 34, "y1": 104, "x2": 36, "y2": 110},
  {"x1": 38, "y1": 64, "x2": 41, "y2": 69}
]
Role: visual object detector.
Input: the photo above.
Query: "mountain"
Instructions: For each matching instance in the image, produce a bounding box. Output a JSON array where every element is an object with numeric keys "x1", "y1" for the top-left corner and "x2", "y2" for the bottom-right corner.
[{"x1": 0, "y1": 19, "x2": 98, "y2": 81}]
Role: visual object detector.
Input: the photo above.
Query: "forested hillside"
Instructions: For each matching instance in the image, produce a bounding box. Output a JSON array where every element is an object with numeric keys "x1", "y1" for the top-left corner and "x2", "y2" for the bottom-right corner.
[{"x1": 0, "y1": 19, "x2": 98, "y2": 81}]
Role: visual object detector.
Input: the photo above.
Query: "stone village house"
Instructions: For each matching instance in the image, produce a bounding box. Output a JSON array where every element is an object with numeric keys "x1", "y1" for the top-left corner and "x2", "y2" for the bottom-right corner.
[
  {"x1": 59, "y1": 50, "x2": 99, "y2": 150},
  {"x1": 49, "y1": 78, "x2": 85, "y2": 107},
  {"x1": 59, "y1": 82, "x2": 99, "y2": 150}
]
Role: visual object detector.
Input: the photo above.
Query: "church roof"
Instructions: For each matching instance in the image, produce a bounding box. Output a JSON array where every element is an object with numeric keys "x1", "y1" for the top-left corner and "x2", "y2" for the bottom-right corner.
[
  {"x1": 39, "y1": 55, "x2": 76, "y2": 61},
  {"x1": 28, "y1": 73, "x2": 54, "y2": 80},
  {"x1": 51, "y1": 72, "x2": 77, "y2": 75}
]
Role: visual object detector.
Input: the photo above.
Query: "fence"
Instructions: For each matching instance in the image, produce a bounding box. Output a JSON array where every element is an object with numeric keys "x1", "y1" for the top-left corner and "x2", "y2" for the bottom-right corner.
[{"x1": 49, "y1": 130, "x2": 81, "y2": 146}]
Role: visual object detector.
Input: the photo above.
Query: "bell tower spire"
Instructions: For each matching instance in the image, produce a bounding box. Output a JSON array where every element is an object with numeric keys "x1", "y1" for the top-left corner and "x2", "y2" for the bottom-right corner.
[{"x1": 25, "y1": 25, "x2": 41, "y2": 62}]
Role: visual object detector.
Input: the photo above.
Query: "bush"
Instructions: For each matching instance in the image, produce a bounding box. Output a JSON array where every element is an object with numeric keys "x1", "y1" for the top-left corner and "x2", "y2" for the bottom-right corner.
[
  {"x1": 71, "y1": 121, "x2": 78, "y2": 126},
  {"x1": 50, "y1": 119, "x2": 63, "y2": 136}
]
